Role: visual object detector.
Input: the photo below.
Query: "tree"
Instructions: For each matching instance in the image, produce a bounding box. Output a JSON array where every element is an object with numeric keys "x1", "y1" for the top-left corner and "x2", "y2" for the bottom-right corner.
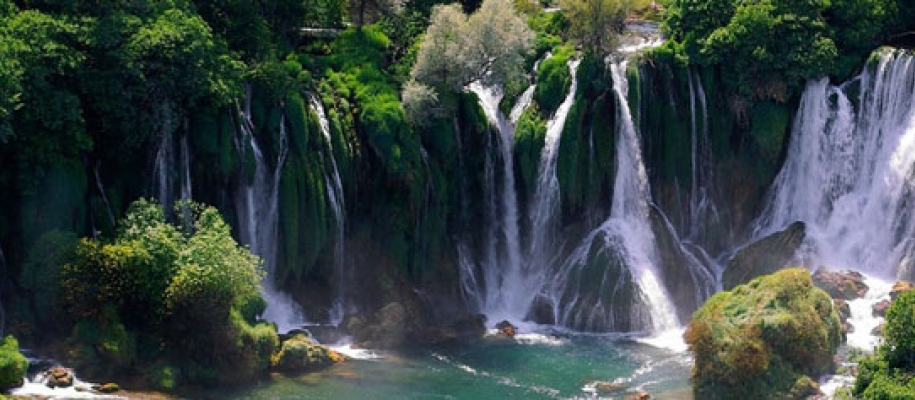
[
  {"x1": 561, "y1": 0, "x2": 631, "y2": 55},
  {"x1": 406, "y1": 0, "x2": 533, "y2": 123}
]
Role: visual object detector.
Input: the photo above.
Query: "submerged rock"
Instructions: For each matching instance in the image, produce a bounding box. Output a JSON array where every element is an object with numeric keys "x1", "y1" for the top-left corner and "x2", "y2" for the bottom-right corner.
[
  {"x1": 686, "y1": 268, "x2": 841, "y2": 399},
  {"x1": 590, "y1": 378, "x2": 627, "y2": 393},
  {"x1": 625, "y1": 390, "x2": 651, "y2": 400},
  {"x1": 270, "y1": 333, "x2": 344, "y2": 372},
  {"x1": 723, "y1": 221, "x2": 806, "y2": 290},
  {"x1": 812, "y1": 269, "x2": 868, "y2": 300}
]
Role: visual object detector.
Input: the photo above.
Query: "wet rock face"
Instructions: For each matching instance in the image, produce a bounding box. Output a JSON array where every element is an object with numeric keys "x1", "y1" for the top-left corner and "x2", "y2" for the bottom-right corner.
[
  {"x1": 812, "y1": 269, "x2": 869, "y2": 300},
  {"x1": 722, "y1": 221, "x2": 806, "y2": 290}
]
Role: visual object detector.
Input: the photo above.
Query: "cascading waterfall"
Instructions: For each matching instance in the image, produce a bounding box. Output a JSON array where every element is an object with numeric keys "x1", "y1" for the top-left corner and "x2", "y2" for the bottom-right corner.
[
  {"x1": 466, "y1": 83, "x2": 526, "y2": 322},
  {"x1": 686, "y1": 68, "x2": 718, "y2": 241},
  {"x1": 753, "y1": 50, "x2": 915, "y2": 352},
  {"x1": 151, "y1": 109, "x2": 193, "y2": 209},
  {"x1": 527, "y1": 59, "x2": 581, "y2": 281},
  {"x1": 234, "y1": 89, "x2": 303, "y2": 333},
  {"x1": 548, "y1": 61, "x2": 679, "y2": 333},
  {"x1": 307, "y1": 93, "x2": 348, "y2": 326},
  {"x1": 756, "y1": 51, "x2": 915, "y2": 280}
]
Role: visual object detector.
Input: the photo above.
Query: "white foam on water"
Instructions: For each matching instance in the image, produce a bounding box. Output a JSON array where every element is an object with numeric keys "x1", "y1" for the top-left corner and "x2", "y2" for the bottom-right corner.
[
  {"x1": 635, "y1": 327, "x2": 688, "y2": 353},
  {"x1": 846, "y1": 276, "x2": 893, "y2": 351}
]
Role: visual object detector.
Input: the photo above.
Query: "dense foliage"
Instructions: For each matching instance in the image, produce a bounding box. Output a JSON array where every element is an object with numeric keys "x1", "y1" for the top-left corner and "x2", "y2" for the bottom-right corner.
[
  {"x1": 60, "y1": 199, "x2": 276, "y2": 386},
  {"x1": 853, "y1": 291, "x2": 915, "y2": 398},
  {"x1": 659, "y1": 0, "x2": 915, "y2": 100},
  {"x1": 0, "y1": 335, "x2": 27, "y2": 390},
  {"x1": 685, "y1": 268, "x2": 842, "y2": 398}
]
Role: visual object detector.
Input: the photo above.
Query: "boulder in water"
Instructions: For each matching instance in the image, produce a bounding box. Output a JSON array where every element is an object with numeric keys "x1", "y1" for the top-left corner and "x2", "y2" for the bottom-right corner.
[
  {"x1": 91, "y1": 382, "x2": 120, "y2": 393},
  {"x1": 625, "y1": 391, "x2": 651, "y2": 400},
  {"x1": 590, "y1": 378, "x2": 627, "y2": 393},
  {"x1": 44, "y1": 366, "x2": 74, "y2": 388},
  {"x1": 812, "y1": 269, "x2": 868, "y2": 300},
  {"x1": 270, "y1": 333, "x2": 344, "y2": 372},
  {"x1": 722, "y1": 221, "x2": 806, "y2": 290},
  {"x1": 495, "y1": 320, "x2": 518, "y2": 337},
  {"x1": 686, "y1": 268, "x2": 841, "y2": 398},
  {"x1": 873, "y1": 299, "x2": 892, "y2": 317},
  {"x1": 0, "y1": 335, "x2": 28, "y2": 390}
]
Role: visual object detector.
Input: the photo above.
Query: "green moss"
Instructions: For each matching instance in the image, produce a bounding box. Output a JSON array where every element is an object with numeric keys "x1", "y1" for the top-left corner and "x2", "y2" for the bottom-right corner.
[
  {"x1": 534, "y1": 46, "x2": 575, "y2": 116},
  {"x1": 0, "y1": 336, "x2": 28, "y2": 390},
  {"x1": 513, "y1": 107, "x2": 547, "y2": 197},
  {"x1": 749, "y1": 101, "x2": 791, "y2": 181},
  {"x1": 686, "y1": 268, "x2": 842, "y2": 399}
]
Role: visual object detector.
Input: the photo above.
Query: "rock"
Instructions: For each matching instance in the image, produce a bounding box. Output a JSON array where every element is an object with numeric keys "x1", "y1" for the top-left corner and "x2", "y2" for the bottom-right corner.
[
  {"x1": 790, "y1": 375, "x2": 820, "y2": 398},
  {"x1": 495, "y1": 320, "x2": 518, "y2": 337},
  {"x1": 591, "y1": 378, "x2": 627, "y2": 393},
  {"x1": 649, "y1": 205, "x2": 716, "y2": 323},
  {"x1": 890, "y1": 281, "x2": 914, "y2": 300},
  {"x1": 873, "y1": 299, "x2": 892, "y2": 317},
  {"x1": 812, "y1": 269, "x2": 869, "y2": 300},
  {"x1": 526, "y1": 295, "x2": 556, "y2": 325},
  {"x1": 833, "y1": 299, "x2": 851, "y2": 321},
  {"x1": 723, "y1": 221, "x2": 806, "y2": 290},
  {"x1": 625, "y1": 391, "x2": 651, "y2": 400},
  {"x1": 45, "y1": 366, "x2": 74, "y2": 388},
  {"x1": 686, "y1": 268, "x2": 842, "y2": 398},
  {"x1": 92, "y1": 383, "x2": 119, "y2": 393},
  {"x1": 270, "y1": 333, "x2": 344, "y2": 372},
  {"x1": 0, "y1": 335, "x2": 28, "y2": 390},
  {"x1": 451, "y1": 314, "x2": 486, "y2": 340},
  {"x1": 872, "y1": 323, "x2": 886, "y2": 337}
]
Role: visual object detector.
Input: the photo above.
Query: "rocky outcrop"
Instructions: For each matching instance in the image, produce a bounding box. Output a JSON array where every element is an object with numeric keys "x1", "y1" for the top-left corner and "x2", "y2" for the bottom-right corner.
[
  {"x1": 722, "y1": 221, "x2": 806, "y2": 290},
  {"x1": 686, "y1": 268, "x2": 842, "y2": 399},
  {"x1": 890, "y1": 281, "x2": 914, "y2": 300},
  {"x1": 270, "y1": 333, "x2": 344, "y2": 372},
  {"x1": 812, "y1": 269, "x2": 869, "y2": 300},
  {"x1": 348, "y1": 301, "x2": 485, "y2": 349}
]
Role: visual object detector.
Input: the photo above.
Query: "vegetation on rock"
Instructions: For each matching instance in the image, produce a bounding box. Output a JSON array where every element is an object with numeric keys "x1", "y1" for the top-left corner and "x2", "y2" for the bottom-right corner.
[
  {"x1": 0, "y1": 335, "x2": 28, "y2": 390},
  {"x1": 685, "y1": 268, "x2": 842, "y2": 398}
]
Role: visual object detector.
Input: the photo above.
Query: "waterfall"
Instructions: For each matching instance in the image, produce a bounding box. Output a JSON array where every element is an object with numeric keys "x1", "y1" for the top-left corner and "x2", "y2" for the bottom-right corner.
[
  {"x1": 93, "y1": 162, "x2": 116, "y2": 228},
  {"x1": 234, "y1": 88, "x2": 303, "y2": 333},
  {"x1": 686, "y1": 68, "x2": 717, "y2": 240},
  {"x1": 307, "y1": 93, "x2": 348, "y2": 326},
  {"x1": 467, "y1": 83, "x2": 526, "y2": 322},
  {"x1": 548, "y1": 61, "x2": 678, "y2": 333},
  {"x1": 151, "y1": 106, "x2": 193, "y2": 209},
  {"x1": 756, "y1": 51, "x2": 915, "y2": 280},
  {"x1": 527, "y1": 59, "x2": 581, "y2": 278}
]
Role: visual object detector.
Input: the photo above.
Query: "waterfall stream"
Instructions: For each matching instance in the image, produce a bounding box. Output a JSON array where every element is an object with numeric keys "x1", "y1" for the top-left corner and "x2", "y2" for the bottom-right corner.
[
  {"x1": 468, "y1": 83, "x2": 526, "y2": 323},
  {"x1": 234, "y1": 89, "x2": 303, "y2": 333},
  {"x1": 542, "y1": 61, "x2": 680, "y2": 335},
  {"x1": 307, "y1": 93, "x2": 348, "y2": 326},
  {"x1": 527, "y1": 59, "x2": 581, "y2": 289},
  {"x1": 756, "y1": 51, "x2": 915, "y2": 281}
]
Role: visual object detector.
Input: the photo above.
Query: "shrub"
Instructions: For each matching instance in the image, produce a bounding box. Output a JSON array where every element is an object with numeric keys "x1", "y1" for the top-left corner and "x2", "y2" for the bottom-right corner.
[
  {"x1": 885, "y1": 290, "x2": 915, "y2": 368},
  {"x1": 0, "y1": 335, "x2": 27, "y2": 390}
]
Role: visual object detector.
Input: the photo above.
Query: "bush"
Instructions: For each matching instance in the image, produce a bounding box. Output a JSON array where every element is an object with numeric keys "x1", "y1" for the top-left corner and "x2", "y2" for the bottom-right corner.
[
  {"x1": 0, "y1": 335, "x2": 28, "y2": 390},
  {"x1": 853, "y1": 291, "x2": 915, "y2": 398},
  {"x1": 885, "y1": 290, "x2": 915, "y2": 368}
]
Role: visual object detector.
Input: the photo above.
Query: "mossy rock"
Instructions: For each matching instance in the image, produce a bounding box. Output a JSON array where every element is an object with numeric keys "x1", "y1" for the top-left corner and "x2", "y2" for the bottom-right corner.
[
  {"x1": 686, "y1": 268, "x2": 842, "y2": 399},
  {"x1": 0, "y1": 335, "x2": 28, "y2": 390},
  {"x1": 270, "y1": 333, "x2": 343, "y2": 372}
]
